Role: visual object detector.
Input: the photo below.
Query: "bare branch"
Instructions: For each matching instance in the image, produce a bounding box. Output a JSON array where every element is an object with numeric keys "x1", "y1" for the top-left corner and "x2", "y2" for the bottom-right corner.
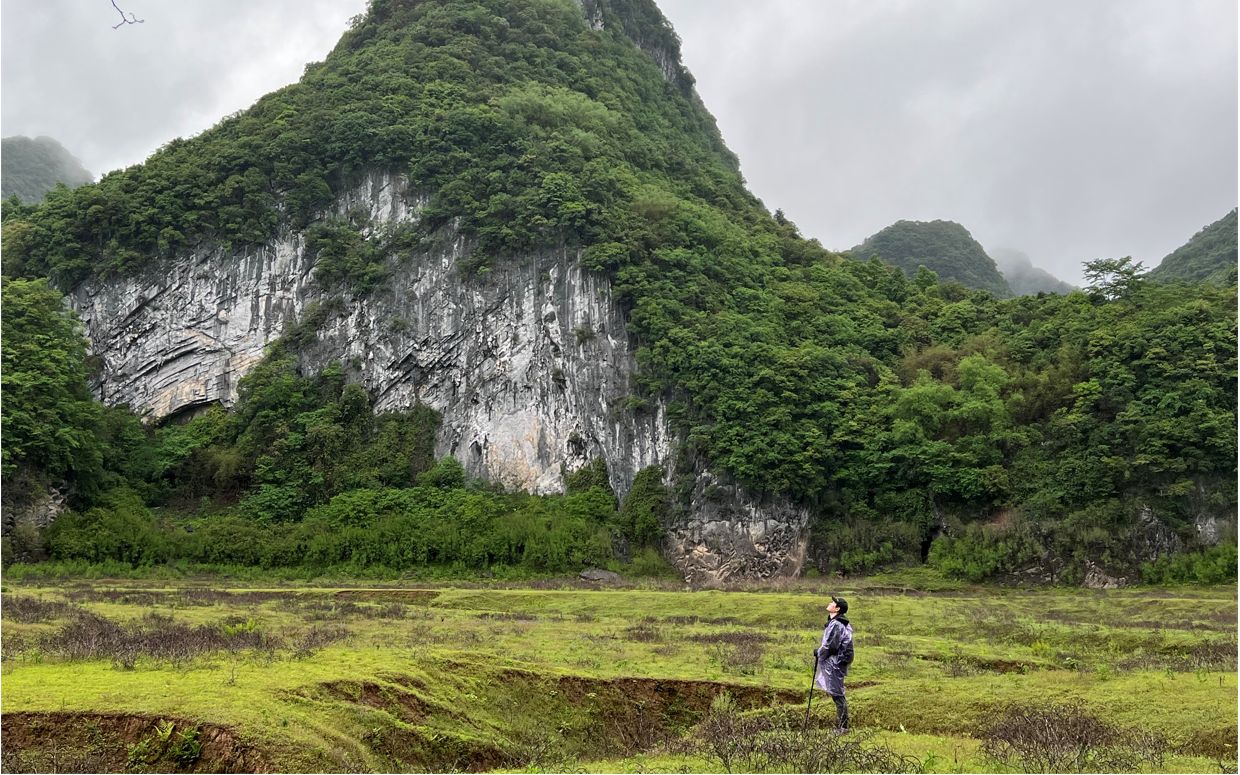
[{"x1": 111, "y1": 0, "x2": 144, "y2": 29}]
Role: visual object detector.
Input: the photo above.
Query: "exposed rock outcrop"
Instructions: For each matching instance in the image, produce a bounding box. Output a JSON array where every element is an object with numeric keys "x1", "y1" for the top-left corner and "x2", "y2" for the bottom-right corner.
[
  {"x1": 70, "y1": 172, "x2": 805, "y2": 583},
  {"x1": 1082, "y1": 562, "x2": 1127, "y2": 589},
  {"x1": 672, "y1": 464, "x2": 811, "y2": 585},
  {"x1": 579, "y1": 568, "x2": 623, "y2": 583},
  {"x1": 0, "y1": 469, "x2": 67, "y2": 534}
]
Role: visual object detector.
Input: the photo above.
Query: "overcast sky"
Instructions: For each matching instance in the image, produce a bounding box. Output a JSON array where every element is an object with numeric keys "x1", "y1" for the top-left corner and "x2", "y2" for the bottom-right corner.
[{"x1": 3, "y1": 1, "x2": 1236, "y2": 285}]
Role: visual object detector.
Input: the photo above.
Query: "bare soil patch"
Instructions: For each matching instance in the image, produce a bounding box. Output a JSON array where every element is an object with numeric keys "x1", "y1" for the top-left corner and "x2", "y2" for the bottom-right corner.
[{"x1": 0, "y1": 712, "x2": 267, "y2": 773}]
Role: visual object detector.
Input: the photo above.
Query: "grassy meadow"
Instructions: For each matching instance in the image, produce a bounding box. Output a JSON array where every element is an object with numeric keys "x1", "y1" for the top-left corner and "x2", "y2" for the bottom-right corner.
[{"x1": 1, "y1": 573, "x2": 1235, "y2": 773}]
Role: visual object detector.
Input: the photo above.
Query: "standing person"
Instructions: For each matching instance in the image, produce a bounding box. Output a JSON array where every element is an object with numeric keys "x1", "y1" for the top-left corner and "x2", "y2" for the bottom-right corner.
[{"x1": 814, "y1": 595, "x2": 854, "y2": 732}]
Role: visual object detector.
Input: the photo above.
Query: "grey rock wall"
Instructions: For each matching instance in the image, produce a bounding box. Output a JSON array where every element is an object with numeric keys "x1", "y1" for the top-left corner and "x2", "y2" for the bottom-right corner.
[{"x1": 70, "y1": 172, "x2": 807, "y2": 583}]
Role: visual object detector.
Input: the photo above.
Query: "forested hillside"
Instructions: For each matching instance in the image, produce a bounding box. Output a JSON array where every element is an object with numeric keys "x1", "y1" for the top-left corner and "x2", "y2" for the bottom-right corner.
[
  {"x1": 848, "y1": 220, "x2": 1013, "y2": 297},
  {"x1": 1148, "y1": 209, "x2": 1238, "y2": 285},
  {"x1": 1, "y1": 0, "x2": 1234, "y2": 584},
  {"x1": 1, "y1": 136, "x2": 93, "y2": 204}
]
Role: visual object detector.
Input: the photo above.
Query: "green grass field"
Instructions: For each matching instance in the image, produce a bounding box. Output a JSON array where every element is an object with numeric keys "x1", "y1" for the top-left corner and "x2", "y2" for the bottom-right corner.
[{"x1": 1, "y1": 574, "x2": 1235, "y2": 773}]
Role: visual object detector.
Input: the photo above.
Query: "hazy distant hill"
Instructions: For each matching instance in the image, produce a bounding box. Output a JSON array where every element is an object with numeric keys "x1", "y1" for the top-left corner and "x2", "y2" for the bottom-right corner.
[
  {"x1": 1, "y1": 135, "x2": 93, "y2": 203},
  {"x1": 991, "y1": 247, "x2": 1075, "y2": 296},
  {"x1": 848, "y1": 219, "x2": 1012, "y2": 297},
  {"x1": 1148, "y1": 209, "x2": 1237, "y2": 285}
]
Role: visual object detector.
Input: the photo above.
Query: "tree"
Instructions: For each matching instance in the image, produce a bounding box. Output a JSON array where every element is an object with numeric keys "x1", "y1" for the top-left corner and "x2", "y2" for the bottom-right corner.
[
  {"x1": 0, "y1": 278, "x2": 103, "y2": 487},
  {"x1": 1083, "y1": 257, "x2": 1145, "y2": 301},
  {"x1": 617, "y1": 466, "x2": 669, "y2": 546}
]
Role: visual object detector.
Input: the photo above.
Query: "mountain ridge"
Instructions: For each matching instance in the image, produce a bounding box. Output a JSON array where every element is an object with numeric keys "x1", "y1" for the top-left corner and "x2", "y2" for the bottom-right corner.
[
  {"x1": 1148, "y1": 208, "x2": 1237, "y2": 285},
  {"x1": 847, "y1": 219, "x2": 1013, "y2": 297}
]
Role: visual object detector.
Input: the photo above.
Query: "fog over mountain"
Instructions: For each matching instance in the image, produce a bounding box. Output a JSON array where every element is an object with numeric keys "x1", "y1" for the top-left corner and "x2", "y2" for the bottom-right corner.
[
  {"x1": 1, "y1": 135, "x2": 93, "y2": 203},
  {"x1": 990, "y1": 248, "x2": 1076, "y2": 296}
]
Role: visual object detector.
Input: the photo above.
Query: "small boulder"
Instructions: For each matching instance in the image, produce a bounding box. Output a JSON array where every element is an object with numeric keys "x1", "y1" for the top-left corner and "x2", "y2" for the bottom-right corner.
[
  {"x1": 579, "y1": 568, "x2": 623, "y2": 583},
  {"x1": 1083, "y1": 562, "x2": 1127, "y2": 589}
]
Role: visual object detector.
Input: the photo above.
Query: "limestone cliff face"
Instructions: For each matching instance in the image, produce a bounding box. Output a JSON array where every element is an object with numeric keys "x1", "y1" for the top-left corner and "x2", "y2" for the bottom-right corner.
[{"x1": 70, "y1": 172, "x2": 808, "y2": 582}]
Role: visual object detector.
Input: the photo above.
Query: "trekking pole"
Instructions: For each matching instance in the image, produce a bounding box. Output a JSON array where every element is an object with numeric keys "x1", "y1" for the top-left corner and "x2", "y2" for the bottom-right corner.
[{"x1": 802, "y1": 651, "x2": 818, "y2": 732}]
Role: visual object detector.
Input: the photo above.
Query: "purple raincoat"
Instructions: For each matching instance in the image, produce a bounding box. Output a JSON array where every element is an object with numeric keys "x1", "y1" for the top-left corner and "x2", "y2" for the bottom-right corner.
[{"x1": 815, "y1": 615, "x2": 853, "y2": 695}]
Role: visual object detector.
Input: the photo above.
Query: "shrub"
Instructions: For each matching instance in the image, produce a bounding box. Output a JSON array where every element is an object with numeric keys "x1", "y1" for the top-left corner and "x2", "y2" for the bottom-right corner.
[
  {"x1": 44, "y1": 488, "x2": 176, "y2": 567},
  {"x1": 127, "y1": 721, "x2": 202, "y2": 768},
  {"x1": 928, "y1": 520, "x2": 1043, "y2": 581},
  {"x1": 616, "y1": 467, "x2": 668, "y2": 547},
  {"x1": 237, "y1": 484, "x2": 309, "y2": 523},
  {"x1": 416, "y1": 457, "x2": 466, "y2": 490},
  {"x1": 564, "y1": 458, "x2": 614, "y2": 499},
  {"x1": 291, "y1": 625, "x2": 351, "y2": 658},
  {"x1": 39, "y1": 610, "x2": 279, "y2": 667},
  {"x1": 623, "y1": 621, "x2": 662, "y2": 642},
  {"x1": 1, "y1": 522, "x2": 47, "y2": 568},
  {"x1": 1140, "y1": 543, "x2": 1237, "y2": 585},
  {"x1": 2, "y1": 595, "x2": 79, "y2": 623},
  {"x1": 184, "y1": 516, "x2": 268, "y2": 565},
  {"x1": 627, "y1": 545, "x2": 679, "y2": 577},
  {"x1": 693, "y1": 695, "x2": 922, "y2": 773},
  {"x1": 981, "y1": 701, "x2": 1168, "y2": 773}
]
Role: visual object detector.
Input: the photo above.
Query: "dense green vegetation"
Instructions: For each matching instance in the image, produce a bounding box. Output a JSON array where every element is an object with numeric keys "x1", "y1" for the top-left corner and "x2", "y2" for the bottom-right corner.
[
  {"x1": 3, "y1": 333, "x2": 670, "y2": 575},
  {"x1": 1148, "y1": 208, "x2": 1238, "y2": 285},
  {"x1": 0, "y1": 135, "x2": 93, "y2": 204},
  {"x1": 1, "y1": 0, "x2": 1235, "y2": 582},
  {"x1": 0, "y1": 278, "x2": 152, "y2": 514},
  {"x1": 848, "y1": 220, "x2": 1013, "y2": 297},
  {"x1": 41, "y1": 476, "x2": 619, "y2": 574}
]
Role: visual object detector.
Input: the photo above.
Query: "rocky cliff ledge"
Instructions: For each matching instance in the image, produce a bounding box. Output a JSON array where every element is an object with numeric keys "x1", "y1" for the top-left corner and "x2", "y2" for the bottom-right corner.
[{"x1": 71, "y1": 172, "x2": 806, "y2": 583}]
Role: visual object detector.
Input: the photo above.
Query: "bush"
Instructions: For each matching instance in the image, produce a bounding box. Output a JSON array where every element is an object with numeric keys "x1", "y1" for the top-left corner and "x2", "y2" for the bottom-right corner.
[
  {"x1": 616, "y1": 467, "x2": 668, "y2": 547},
  {"x1": 2, "y1": 595, "x2": 79, "y2": 623},
  {"x1": 184, "y1": 516, "x2": 269, "y2": 565},
  {"x1": 981, "y1": 701, "x2": 1168, "y2": 773},
  {"x1": 72, "y1": 480, "x2": 621, "y2": 576},
  {"x1": 416, "y1": 457, "x2": 466, "y2": 490},
  {"x1": 563, "y1": 458, "x2": 615, "y2": 501},
  {"x1": 627, "y1": 546, "x2": 679, "y2": 578},
  {"x1": 812, "y1": 518, "x2": 923, "y2": 575},
  {"x1": 927, "y1": 520, "x2": 1043, "y2": 581},
  {"x1": 692, "y1": 695, "x2": 922, "y2": 773},
  {"x1": 1, "y1": 522, "x2": 47, "y2": 568},
  {"x1": 237, "y1": 484, "x2": 310, "y2": 523},
  {"x1": 1140, "y1": 542, "x2": 1238, "y2": 585},
  {"x1": 44, "y1": 488, "x2": 176, "y2": 567},
  {"x1": 39, "y1": 610, "x2": 279, "y2": 668}
]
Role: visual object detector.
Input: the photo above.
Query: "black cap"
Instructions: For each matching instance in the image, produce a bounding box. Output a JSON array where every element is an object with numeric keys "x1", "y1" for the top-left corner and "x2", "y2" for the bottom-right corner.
[{"x1": 831, "y1": 596, "x2": 849, "y2": 615}]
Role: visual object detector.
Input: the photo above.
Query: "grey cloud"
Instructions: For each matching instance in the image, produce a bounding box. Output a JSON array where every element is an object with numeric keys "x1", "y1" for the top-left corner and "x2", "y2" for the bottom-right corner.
[
  {"x1": 661, "y1": 0, "x2": 1237, "y2": 284},
  {"x1": 2, "y1": 0, "x2": 366, "y2": 177}
]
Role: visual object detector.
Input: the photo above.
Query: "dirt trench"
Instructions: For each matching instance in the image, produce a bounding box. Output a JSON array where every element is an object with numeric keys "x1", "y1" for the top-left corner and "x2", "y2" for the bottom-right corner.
[
  {"x1": 1, "y1": 674, "x2": 801, "y2": 773},
  {"x1": 295, "y1": 671, "x2": 802, "y2": 772},
  {"x1": 526, "y1": 673, "x2": 803, "y2": 760},
  {"x1": 0, "y1": 712, "x2": 267, "y2": 773}
]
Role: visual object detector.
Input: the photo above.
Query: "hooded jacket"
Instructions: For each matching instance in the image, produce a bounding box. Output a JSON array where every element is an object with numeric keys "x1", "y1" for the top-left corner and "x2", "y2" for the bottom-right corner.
[{"x1": 815, "y1": 614, "x2": 853, "y2": 694}]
